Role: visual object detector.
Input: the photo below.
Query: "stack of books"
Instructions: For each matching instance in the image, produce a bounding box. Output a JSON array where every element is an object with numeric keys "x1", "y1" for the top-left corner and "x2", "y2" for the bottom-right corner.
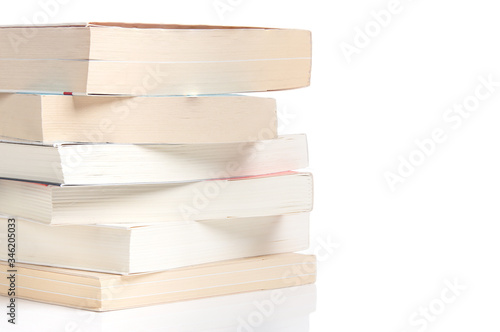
[{"x1": 0, "y1": 23, "x2": 315, "y2": 311}]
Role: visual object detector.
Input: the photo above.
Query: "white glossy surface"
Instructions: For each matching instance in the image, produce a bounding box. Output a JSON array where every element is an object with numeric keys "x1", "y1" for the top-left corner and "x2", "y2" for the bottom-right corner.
[{"x1": 0, "y1": 285, "x2": 316, "y2": 331}]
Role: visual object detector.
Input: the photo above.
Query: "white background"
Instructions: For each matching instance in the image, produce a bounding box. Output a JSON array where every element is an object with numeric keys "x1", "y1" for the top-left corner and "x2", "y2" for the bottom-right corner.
[{"x1": 2, "y1": 0, "x2": 500, "y2": 331}]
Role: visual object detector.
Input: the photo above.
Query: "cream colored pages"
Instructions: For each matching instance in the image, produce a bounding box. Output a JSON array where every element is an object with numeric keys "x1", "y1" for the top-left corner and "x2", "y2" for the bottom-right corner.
[
  {"x1": 0, "y1": 94, "x2": 277, "y2": 144},
  {"x1": 0, "y1": 172, "x2": 314, "y2": 225},
  {"x1": 0, "y1": 253, "x2": 316, "y2": 311},
  {"x1": 0, "y1": 214, "x2": 310, "y2": 274},
  {"x1": 0, "y1": 24, "x2": 311, "y2": 95},
  {"x1": 0, "y1": 134, "x2": 308, "y2": 185}
]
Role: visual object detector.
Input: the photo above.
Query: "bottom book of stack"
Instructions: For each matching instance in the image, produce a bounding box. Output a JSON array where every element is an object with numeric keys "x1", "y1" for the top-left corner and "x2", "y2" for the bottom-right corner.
[{"x1": 0, "y1": 253, "x2": 316, "y2": 311}]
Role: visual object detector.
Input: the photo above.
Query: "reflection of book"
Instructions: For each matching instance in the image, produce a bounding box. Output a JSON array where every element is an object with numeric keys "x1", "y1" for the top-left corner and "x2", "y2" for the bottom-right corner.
[
  {"x1": 0, "y1": 23, "x2": 311, "y2": 95},
  {"x1": 0, "y1": 134, "x2": 308, "y2": 185},
  {"x1": 0, "y1": 172, "x2": 313, "y2": 225},
  {"x1": 0, "y1": 94, "x2": 278, "y2": 144},
  {"x1": 0, "y1": 214, "x2": 310, "y2": 274},
  {"x1": 0, "y1": 284, "x2": 316, "y2": 332},
  {"x1": 0, "y1": 253, "x2": 316, "y2": 312}
]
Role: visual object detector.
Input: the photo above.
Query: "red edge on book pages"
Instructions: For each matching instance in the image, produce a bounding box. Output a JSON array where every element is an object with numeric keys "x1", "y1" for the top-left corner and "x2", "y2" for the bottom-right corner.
[
  {"x1": 63, "y1": 92, "x2": 73, "y2": 95},
  {"x1": 5, "y1": 172, "x2": 301, "y2": 186},
  {"x1": 30, "y1": 182, "x2": 50, "y2": 187},
  {"x1": 3, "y1": 180, "x2": 52, "y2": 187},
  {"x1": 227, "y1": 171, "x2": 298, "y2": 181}
]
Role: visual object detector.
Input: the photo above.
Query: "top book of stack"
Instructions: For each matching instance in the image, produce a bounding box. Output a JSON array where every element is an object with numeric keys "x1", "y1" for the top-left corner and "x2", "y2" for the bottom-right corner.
[{"x1": 0, "y1": 22, "x2": 312, "y2": 95}]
